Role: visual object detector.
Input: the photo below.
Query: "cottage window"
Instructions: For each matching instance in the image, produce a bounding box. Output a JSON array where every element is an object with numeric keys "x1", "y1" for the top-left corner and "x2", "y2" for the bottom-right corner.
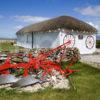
[{"x1": 78, "y1": 34, "x2": 83, "y2": 39}]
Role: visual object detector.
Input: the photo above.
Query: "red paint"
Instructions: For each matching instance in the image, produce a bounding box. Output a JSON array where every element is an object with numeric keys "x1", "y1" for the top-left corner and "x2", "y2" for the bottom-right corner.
[{"x1": 0, "y1": 40, "x2": 78, "y2": 77}]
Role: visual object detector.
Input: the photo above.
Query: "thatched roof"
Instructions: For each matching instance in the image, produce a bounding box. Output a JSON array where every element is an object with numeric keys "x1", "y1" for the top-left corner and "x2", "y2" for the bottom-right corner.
[{"x1": 16, "y1": 16, "x2": 97, "y2": 34}]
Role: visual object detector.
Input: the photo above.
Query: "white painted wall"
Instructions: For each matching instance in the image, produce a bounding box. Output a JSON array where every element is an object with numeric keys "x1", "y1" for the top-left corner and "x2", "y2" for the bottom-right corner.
[
  {"x1": 17, "y1": 31, "x2": 96, "y2": 54},
  {"x1": 17, "y1": 33, "x2": 32, "y2": 49},
  {"x1": 33, "y1": 32, "x2": 60, "y2": 48},
  {"x1": 17, "y1": 32, "x2": 60, "y2": 49},
  {"x1": 59, "y1": 32, "x2": 96, "y2": 54}
]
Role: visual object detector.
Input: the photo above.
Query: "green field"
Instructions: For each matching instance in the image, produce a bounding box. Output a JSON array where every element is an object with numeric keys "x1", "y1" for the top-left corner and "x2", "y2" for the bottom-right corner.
[
  {"x1": 0, "y1": 62, "x2": 100, "y2": 100},
  {"x1": 0, "y1": 42, "x2": 23, "y2": 53},
  {"x1": 0, "y1": 42, "x2": 16, "y2": 52}
]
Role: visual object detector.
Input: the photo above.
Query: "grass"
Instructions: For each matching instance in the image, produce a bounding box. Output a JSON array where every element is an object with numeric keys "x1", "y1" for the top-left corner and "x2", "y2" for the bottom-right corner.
[
  {"x1": 0, "y1": 42, "x2": 24, "y2": 53},
  {"x1": 0, "y1": 62, "x2": 100, "y2": 100},
  {"x1": 0, "y1": 42, "x2": 14, "y2": 51}
]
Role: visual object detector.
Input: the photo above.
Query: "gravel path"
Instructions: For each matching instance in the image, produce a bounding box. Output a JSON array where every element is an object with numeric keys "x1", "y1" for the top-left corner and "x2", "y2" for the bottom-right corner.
[{"x1": 81, "y1": 49, "x2": 100, "y2": 69}]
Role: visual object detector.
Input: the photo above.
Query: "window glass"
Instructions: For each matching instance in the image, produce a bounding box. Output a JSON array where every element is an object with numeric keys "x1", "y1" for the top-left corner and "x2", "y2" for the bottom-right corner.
[{"x1": 78, "y1": 35, "x2": 83, "y2": 39}]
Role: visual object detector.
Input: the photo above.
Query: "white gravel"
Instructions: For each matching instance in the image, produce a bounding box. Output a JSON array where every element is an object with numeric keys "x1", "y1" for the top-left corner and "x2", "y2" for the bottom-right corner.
[
  {"x1": 81, "y1": 55, "x2": 100, "y2": 63},
  {"x1": 81, "y1": 49, "x2": 100, "y2": 69},
  {"x1": 19, "y1": 70, "x2": 70, "y2": 92}
]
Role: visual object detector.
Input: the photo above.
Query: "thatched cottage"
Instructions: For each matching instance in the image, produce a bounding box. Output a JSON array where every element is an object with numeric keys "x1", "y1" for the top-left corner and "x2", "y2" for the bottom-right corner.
[{"x1": 16, "y1": 16, "x2": 97, "y2": 54}]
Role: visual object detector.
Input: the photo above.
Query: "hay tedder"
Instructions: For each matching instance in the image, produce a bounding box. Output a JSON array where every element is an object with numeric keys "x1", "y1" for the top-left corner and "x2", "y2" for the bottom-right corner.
[{"x1": 0, "y1": 40, "x2": 79, "y2": 88}]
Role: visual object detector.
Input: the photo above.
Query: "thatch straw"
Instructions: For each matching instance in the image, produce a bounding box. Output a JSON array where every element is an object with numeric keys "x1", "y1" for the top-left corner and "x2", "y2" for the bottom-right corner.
[{"x1": 16, "y1": 16, "x2": 97, "y2": 34}]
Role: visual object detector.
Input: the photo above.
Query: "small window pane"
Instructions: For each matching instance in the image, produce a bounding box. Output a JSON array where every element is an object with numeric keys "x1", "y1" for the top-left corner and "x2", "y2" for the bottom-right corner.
[{"x1": 78, "y1": 35, "x2": 83, "y2": 39}]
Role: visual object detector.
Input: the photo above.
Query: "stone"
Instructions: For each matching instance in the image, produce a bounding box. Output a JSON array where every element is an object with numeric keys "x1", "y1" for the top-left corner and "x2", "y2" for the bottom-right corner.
[
  {"x1": 0, "y1": 84, "x2": 12, "y2": 89},
  {"x1": 42, "y1": 82, "x2": 50, "y2": 88},
  {"x1": 53, "y1": 79, "x2": 70, "y2": 89},
  {"x1": 21, "y1": 83, "x2": 44, "y2": 92}
]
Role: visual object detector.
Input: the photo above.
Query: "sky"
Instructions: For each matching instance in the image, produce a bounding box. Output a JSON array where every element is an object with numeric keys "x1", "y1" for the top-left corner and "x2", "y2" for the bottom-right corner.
[{"x1": 0, "y1": 0, "x2": 100, "y2": 38}]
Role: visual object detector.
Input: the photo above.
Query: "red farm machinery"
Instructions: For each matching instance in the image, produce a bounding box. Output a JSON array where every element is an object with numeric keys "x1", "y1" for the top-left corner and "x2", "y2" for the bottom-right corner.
[{"x1": 0, "y1": 40, "x2": 80, "y2": 88}]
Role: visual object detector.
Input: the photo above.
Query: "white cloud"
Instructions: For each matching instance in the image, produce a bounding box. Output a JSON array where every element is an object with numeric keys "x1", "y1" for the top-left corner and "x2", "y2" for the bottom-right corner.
[
  {"x1": 87, "y1": 22, "x2": 99, "y2": 29},
  {"x1": 14, "y1": 25, "x2": 23, "y2": 30},
  {"x1": 75, "y1": 5, "x2": 100, "y2": 32},
  {"x1": 13, "y1": 15, "x2": 49, "y2": 23},
  {"x1": 75, "y1": 5, "x2": 100, "y2": 16},
  {"x1": 86, "y1": 21, "x2": 100, "y2": 32}
]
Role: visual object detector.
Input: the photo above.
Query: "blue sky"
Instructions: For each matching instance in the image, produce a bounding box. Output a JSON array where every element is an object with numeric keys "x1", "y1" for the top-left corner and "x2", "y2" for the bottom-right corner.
[{"x1": 0, "y1": 0, "x2": 100, "y2": 38}]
